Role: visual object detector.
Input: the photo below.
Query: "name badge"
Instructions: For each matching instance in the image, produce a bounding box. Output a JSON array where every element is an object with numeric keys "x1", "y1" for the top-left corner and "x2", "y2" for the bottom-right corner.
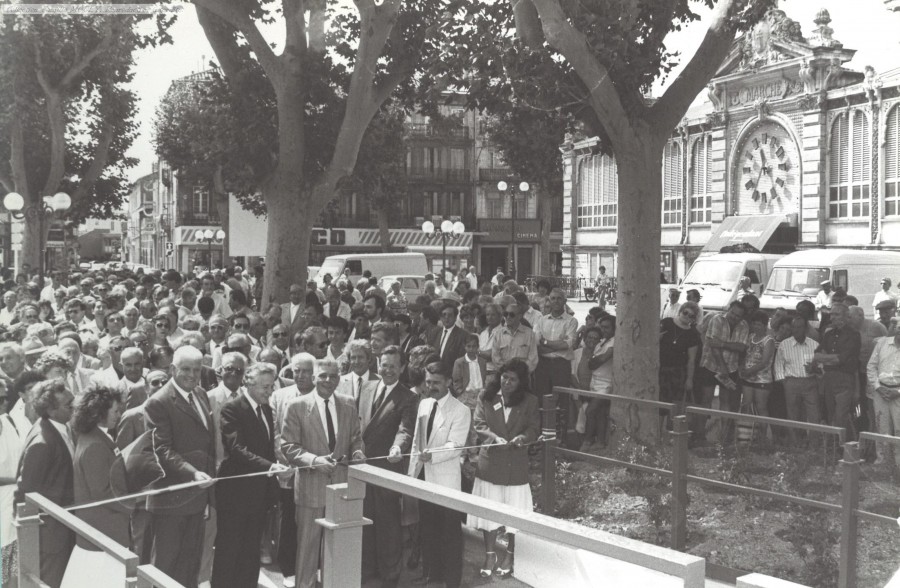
[
  {"x1": 493, "y1": 402, "x2": 502, "y2": 412},
  {"x1": 114, "y1": 448, "x2": 121, "y2": 456}
]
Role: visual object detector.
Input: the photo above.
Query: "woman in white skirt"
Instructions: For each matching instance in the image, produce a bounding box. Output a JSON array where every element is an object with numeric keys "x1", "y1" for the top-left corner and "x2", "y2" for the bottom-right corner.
[
  {"x1": 62, "y1": 386, "x2": 130, "y2": 588},
  {"x1": 467, "y1": 359, "x2": 540, "y2": 579}
]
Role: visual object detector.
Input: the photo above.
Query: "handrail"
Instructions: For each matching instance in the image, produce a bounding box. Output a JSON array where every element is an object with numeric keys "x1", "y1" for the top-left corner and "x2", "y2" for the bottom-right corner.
[
  {"x1": 347, "y1": 463, "x2": 706, "y2": 586},
  {"x1": 18, "y1": 493, "x2": 182, "y2": 588},
  {"x1": 554, "y1": 446, "x2": 672, "y2": 477},
  {"x1": 554, "y1": 387, "x2": 679, "y2": 411},
  {"x1": 22, "y1": 493, "x2": 137, "y2": 565},
  {"x1": 684, "y1": 475, "x2": 842, "y2": 512},
  {"x1": 858, "y1": 431, "x2": 900, "y2": 445},
  {"x1": 684, "y1": 406, "x2": 846, "y2": 441}
]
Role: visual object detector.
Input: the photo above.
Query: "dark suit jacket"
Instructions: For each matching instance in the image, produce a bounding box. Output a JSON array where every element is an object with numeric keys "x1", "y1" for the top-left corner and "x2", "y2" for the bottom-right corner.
[
  {"x1": 143, "y1": 381, "x2": 216, "y2": 515},
  {"x1": 16, "y1": 417, "x2": 75, "y2": 554},
  {"x1": 72, "y1": 427, "x2": 132, "y2": 550},
  {"x1": 200, "y1": 366, "x2": 218, "y2": 392},
  {"x1": 473, "y1": 392, "x2": 540, "y2": 486},
  {"x1": 115, "y1": 405, "x2": 146, "y2": 450},
  {"x1": 216, "y1": 395, "x2": 278, "y2": 512},
  {"x1": 428, "y1": 326, "x2": 467, "y2": 375},
  {"x1": 358, "y1": 382, "x2": 418, "y2": 474}
]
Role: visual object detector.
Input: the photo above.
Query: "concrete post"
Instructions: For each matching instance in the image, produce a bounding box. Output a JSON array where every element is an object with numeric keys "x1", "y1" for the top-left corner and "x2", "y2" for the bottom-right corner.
[
  {"x1": 670, "y1": 415, "x2": 690, "y2": 551},
  {"x1": 319, "y1": 478, "x2": 371, "y2": 588},
  {"x1": 16, "y1": 501, "x2": 43, "y2": 588},
  {"x1": 541, "y1": 392, "x2": 558, "y2": 514},
  {"x1": 839, "y1": 442, "x2": 861, "y2": 588}
]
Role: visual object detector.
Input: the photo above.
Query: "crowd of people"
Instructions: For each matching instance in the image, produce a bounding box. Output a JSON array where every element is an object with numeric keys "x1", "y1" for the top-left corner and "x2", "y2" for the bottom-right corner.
[{"x1": 1, "y1": 261, "x2": 899, "y2": 588}]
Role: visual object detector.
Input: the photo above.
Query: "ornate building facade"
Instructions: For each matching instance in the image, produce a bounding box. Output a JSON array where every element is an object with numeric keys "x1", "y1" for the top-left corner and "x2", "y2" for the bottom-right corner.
[{"x1": 561, "y1": 9, "x2": 900, "y2": 283}]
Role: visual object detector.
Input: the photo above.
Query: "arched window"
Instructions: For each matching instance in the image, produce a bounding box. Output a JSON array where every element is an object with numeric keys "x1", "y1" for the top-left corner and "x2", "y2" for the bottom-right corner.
[
  {"x1": 690, "y1": 135, "x2": 712, "y2": 223},
  {"x1": 662, "y1": 141, "x2": 683, "y2": 225},
  {"x1": 577, "y1": 154, "x2": 618, "y2": 228},
  {"x1": 828, "y1": 110, "x2": 870, "y2": 219},
  {"x1": 885, "y1": 105, "x2": 900, "y2": 217}
]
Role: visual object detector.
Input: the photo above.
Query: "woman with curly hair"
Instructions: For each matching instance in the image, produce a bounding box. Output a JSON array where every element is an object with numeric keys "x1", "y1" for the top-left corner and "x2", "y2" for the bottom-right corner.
[
  {"x1": 467, "y1": 358, "x2": 540, "y2": 578},
  {"x1": 61, "y1": 386, "x2": 129, "y2": 588},
  {"x1": 34, "y1": 350, "x2": 74, "y2": 382}
]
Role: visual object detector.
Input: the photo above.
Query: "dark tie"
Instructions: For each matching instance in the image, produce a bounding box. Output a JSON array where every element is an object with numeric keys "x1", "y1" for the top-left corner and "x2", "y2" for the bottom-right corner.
[
  {"x1": 372, "y1": 385, "x2": 385, "y2": 417},
  {"x1": 188, "y1": 394, "x2": 207, "y2": 429},
  {"x1": 426, "y1": 400, "x2": 438, "y2": 440},
  {"x1": 324, "y1": 397, "x2": 336, "y2": 452},
  {"x1": 357, "y1": 376, "x2": 363, "y2": 399},
  {"x1": 256, "y1": 405, "x2": 270, "y2": 441},
  {"x1": 440, "y1": 329, "x2": 449, "y2": 353}
]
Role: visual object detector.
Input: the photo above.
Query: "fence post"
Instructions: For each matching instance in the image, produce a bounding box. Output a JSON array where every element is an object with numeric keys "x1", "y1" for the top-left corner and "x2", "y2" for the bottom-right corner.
[
  {"x1": 319, "y1": 477, "x2": 371, "y2": 588},
  {"x1": 541, "y1": 392, "x2": 558, "y2": 515},
  {"x1": 839, "y1": 442, "x2": 861, "y2": 588},
  {"x1": 16, "y1": 500, "x2": 43, "y2": 588},
  {"x1": 670, "y1": 415, "x2": 689, "y2": 551}
]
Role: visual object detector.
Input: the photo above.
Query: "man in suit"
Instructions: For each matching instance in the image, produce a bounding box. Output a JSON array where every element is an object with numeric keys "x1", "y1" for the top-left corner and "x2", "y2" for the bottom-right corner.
[
  {"x1": 213, "y1": 362, "x2": 290, "y2": 588},
  {"x1": 336, "y1": 339, "x2": 381, "y2": 403},
  {"x1": 408, "y1": 360, "x2": 471, "y2": 588},
  {"x1": 323, "y1": 286, "x2": 351, "y2": 321},
  {"x1": 143, "y1": 345, "x2": 216, "y2": 588},
  {"x1": 270, "y1": 352, "x2": 316, "y2": 586},
  {"x1": 281, "y1": 284, "x2": 308, "y2": 343},
  {"x1": 112, "y1": 347, "x2": 149, "y2": 410},
  {"x1": 58, "y1": 337, "x2": 97, "y2": 395},
  {"x1": 281, "y1": 358, "x2": 364, "y2": 588},
  {"x1": 428, "y1": 304, "x2": 467, "y2": 377},
  {"x1": 207, "y1": 352, "x2": 247, "y2": 467},
  {"x1": 358, "y1": 346, "x2": 418, "y2": 587},
  {"x1": 180, "y1": 333, "x2": 219, "y2": 391},
  {"x1": 208, "y1": 316, "x2": 230, "y2": 370},
  {"x1": 15, "y1": 379, "x2": 76, "y2": 588},
  {"x1": 452, "y1": 333, "x2": 488, "y2": 410},
  {"x1": 90, "y1": 335, "x2": 131, "y2": 389}
]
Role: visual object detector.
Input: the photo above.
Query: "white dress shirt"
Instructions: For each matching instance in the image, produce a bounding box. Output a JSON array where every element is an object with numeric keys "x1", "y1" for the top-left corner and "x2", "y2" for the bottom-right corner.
[
  {"x1": 290, "y1": 303, "x2": 301, "y2": 324},
  {"x1": 48, "y1": 419, "x2": 75, "y2": 458},
  {"x1": 314, "y1": 393, "x2": 339, "y2": 440},
  {"x1": 242, "y1": 390, "x2": 271, "y2": 439},
  {"x1": 466, "y1": 356, "x2": 483, "y2": 393}
]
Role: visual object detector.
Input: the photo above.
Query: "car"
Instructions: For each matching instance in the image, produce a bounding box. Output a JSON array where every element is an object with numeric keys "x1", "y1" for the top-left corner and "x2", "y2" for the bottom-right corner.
[
  {"x1": 378, "y1": 275, "x2": 427, "y2": 299},
  {"x1": 78, "y1": 262, "x2": 92, "y2": 271}
]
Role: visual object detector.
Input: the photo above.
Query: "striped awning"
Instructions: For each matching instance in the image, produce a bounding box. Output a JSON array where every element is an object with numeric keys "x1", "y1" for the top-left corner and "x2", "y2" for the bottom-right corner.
[{"x1": 355, "y1": 228, "x2": 473, "y2": 249}]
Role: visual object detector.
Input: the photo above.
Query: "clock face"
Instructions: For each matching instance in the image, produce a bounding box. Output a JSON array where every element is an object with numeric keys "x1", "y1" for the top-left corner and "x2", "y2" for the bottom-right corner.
[{"x1": 734, "y1": 121, "x2": 799, "y2": 215}]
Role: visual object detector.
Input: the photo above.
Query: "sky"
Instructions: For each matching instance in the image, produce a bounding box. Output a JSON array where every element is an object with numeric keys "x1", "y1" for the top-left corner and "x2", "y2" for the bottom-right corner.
[{"x1": 125, "y1": 0, "x2": 900, "y2": 181}]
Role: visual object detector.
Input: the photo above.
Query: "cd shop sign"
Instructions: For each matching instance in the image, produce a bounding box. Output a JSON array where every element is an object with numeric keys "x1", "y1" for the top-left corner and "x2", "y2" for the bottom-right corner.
[{"x1": 311, "y1": 228, "x2": 346, "y2": 246}]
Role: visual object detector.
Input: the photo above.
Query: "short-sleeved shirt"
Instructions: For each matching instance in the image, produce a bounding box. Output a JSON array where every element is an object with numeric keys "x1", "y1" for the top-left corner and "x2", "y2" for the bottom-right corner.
[
  {"x1": 659, "y1": 318, "x2": 700, "y2": 369},
  {"x1": 699, "y1": 314, "x2": 749, "y2": 374}
]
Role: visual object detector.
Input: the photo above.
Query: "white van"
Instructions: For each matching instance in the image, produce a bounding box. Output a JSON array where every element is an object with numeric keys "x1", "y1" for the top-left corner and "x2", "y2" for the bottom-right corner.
[
  {"x1": 315, "y1": 253, "x2": 429, "y2": 287},
  {"x1": 678, "y1": 253, "x2": 785, "y2": 312},
  {"x1": 759, "y1": 249, "x2": 900, "y2": 318}
]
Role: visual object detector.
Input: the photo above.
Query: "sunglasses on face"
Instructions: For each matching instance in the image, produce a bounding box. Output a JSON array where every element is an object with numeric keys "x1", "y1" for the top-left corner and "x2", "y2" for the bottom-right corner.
[{"x1": 680, "y1": 310, "x2": 697, "y2": 320}]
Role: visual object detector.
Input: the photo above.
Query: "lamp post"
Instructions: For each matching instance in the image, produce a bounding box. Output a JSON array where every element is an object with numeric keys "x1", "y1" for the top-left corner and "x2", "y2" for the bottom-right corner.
[
  {"x1": 497, "y1": 180, "x2": 529, "y2": 282},
  {"x1": 201, "y1": 228, "x2": 226, "y2": 270},
  {"x1": 422, "y1": 219, "x2": 465, "y2": 281},
  {"x1": 3, "y1": 191, "x2": 71, "y2": 289}
]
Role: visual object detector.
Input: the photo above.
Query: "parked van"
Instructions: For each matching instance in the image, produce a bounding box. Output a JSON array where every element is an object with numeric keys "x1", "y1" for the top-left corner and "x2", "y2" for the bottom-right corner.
[
  {"x1": 315, "y1": 253, "x2": 429, "y2": 287},
  {"x1": 678, "y1": 253, "x2": 785, "y2": 312},
  {"x1": 759, "y1": 249, "x2": 900, "y2": 318}
]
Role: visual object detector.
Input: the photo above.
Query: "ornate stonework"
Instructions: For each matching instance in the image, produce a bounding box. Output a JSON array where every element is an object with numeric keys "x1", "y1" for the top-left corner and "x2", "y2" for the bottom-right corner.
[
  {"x1": 739, "y1": 9, "x2": 804, "y2": 70},
  {"x1": 808, "y1": 9, "x2": 841, "y2": 48}
]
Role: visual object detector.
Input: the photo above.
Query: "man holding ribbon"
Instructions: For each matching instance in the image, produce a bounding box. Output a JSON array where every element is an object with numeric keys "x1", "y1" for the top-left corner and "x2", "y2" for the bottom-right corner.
[{"x1": 280, "y1": 357, "x2": 364, "y2": 588}]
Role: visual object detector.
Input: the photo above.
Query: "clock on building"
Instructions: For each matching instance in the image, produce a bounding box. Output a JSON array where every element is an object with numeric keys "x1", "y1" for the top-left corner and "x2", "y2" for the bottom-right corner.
[{"x1": 734, "y1": 120, "x2": 800, "y2": 215}]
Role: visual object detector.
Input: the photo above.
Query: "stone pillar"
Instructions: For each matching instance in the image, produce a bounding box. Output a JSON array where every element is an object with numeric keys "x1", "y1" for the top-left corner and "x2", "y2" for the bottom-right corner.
[{"x1": 800, "y1": 102, "x2": 826, "y2": 245}]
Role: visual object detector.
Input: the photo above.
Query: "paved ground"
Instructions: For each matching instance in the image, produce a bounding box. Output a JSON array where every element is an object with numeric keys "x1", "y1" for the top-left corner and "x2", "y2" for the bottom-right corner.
[{"x1": 256, "y1": 525, "x2": 531, "y2": 588}]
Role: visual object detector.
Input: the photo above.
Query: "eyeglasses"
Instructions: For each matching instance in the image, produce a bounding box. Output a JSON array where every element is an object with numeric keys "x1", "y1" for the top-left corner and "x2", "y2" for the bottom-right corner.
[
  {"x1": 680, "y1": 310, "x2": 697, "y2": 320},
  {"x1": 133, "y1": 339, "x2": 150, "y2": 347},
  {"x1": 273, "y1": 331, "x2": 288, "y2": 337},
  {"x1": 154, "y1": 321, "x2": 169, "y2": 327},
  {"x1": 108, "y1": 317, "x2": 123, "y2": 322},
  {"x1": 222, "y1": 366, "x2": 245, "y2": 374},
  {"x1": 149, "y1": 378, "x2": 168, "y2": 387}
]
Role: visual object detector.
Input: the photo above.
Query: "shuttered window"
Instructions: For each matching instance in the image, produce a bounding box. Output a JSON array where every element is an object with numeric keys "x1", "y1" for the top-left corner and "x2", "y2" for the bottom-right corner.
[
  {"x1": 690, "y1": 136, "x2": 712, "y2": 223},
  {"x1": 662, "y1": 141, "x2": 683, "y2": 225},
  {"x1": 828, "y1": 111, "x2": 870, "y2": 219},
  {"x1": 885, "y1": 105, "x2": 900, "y2": 217},
  {"x1": 577, "y1": 154, "x2": 618, "y2": 228}
]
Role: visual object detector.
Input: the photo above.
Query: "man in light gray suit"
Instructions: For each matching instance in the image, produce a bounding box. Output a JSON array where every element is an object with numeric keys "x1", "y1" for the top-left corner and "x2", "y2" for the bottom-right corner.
[{"x1": 281, "y1": 357, "x2": 364, "y2": 588}]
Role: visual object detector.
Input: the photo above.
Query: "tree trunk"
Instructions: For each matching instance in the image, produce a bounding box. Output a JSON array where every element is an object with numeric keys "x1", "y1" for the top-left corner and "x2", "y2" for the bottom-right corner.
[
  {"x1": 537, "y1": 184, "x2": 552, "y2": 276},
  {"x1": 610, "y1": 139, "x2": 664, "y2": 446},
  {"x1": 20, "y1": 213, "x2": 48, "y2": 277},
  {"x1": 375, "y1": 207, "x2": 392, "y2": 252},
  {"x1": 261, "y1": 189, "x2": 311, "y2": 309}
]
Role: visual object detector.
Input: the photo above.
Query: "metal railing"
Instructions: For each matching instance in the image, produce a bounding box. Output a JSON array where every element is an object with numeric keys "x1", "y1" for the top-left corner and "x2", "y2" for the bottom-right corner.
[
  {"x1": 540, "y1": 387, "x2": 900, "y2": 588},
  {"x1": 16, "y1": 493, "x2": 181, "y2": 588}
]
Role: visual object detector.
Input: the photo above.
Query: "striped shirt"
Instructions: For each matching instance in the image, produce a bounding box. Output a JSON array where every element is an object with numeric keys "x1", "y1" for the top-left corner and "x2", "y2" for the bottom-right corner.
[
  {"x1": 773, "y1": 336, "x2": 818, "y2": 381},
  {"x1": 533, "y1": 312, "x2": 578, "y2": 361}
]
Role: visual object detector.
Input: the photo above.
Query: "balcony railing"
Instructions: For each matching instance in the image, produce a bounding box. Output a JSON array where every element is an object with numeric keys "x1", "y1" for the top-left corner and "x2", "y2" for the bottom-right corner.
[
  {"x1": 406, "y1": 167, "x2": 471, "y2": 182},
  {"x1": 177, "y1": 210, "x2": 221, "y2": 226},
  {"x1": 478, "y1": 168, "x2": 511, "y2": 182},
  {"x1": 405, "y1": 122, "x2": 470, "y2": 139}
]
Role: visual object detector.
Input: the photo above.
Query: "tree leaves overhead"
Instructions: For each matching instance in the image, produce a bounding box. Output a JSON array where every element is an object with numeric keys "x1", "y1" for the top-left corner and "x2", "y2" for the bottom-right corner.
[{"x1": 0, "y1": 4, "x2": 170, "y2": 225}]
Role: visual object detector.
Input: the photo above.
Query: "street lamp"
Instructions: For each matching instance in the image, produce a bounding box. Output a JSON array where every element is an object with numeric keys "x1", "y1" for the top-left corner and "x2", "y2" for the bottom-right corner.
[
  {"x1": 422, "y1": 218, "x2": 465, "y2": 281},
  {"x1": 3, "y1": 191, "x2": 71, "y2": 289},
  {"x1": 497, "y1": 180, "x2": 529, "y2": 281},
  {"x1": 200, "y1": 228, "x2": 226, "y2": 270}
]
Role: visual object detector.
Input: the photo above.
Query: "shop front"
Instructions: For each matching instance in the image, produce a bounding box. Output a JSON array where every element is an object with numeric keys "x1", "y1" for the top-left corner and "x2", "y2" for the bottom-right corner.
[{"x1": 476, "y1": 218, "x2": 542, "y2": 283}]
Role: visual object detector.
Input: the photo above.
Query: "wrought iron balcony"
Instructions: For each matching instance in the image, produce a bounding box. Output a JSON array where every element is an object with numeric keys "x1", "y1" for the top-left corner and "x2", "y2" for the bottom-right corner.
[
  {"x1": 406, "y1": 167, "x2": 471, "y2": 182},
  {"x1": 405, "y1": 122, "x2": 470, "y2": 139},
  {"x1": 176, "y1": 210, "x2": 221, "y2": 226},
  {"x1": 478, "y1": 168, "x2": 511, "y2": 182}
]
